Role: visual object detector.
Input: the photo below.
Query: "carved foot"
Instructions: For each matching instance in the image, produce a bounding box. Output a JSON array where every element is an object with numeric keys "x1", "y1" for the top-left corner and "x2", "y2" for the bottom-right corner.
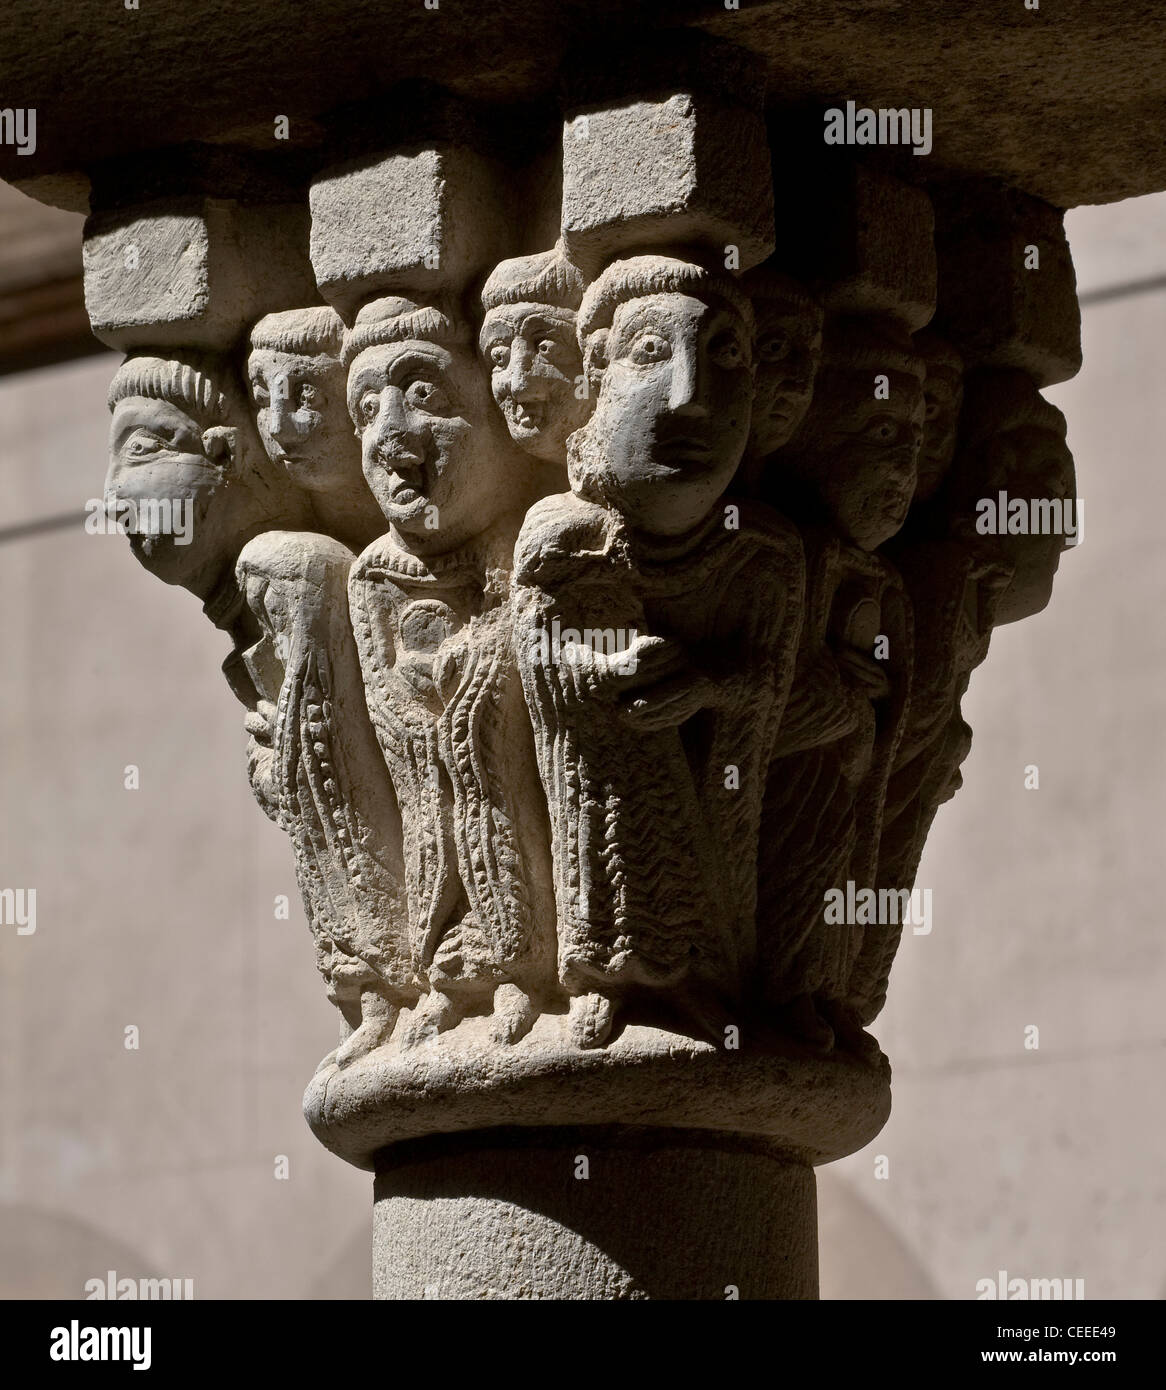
[
  {"x1": 567, "y1": 991, "x2": 617, "y2": 1050},
  {"x1": 820, "y1": 1000, "x2": 882, "y2": 1064},
  {"x1": 335, "y1": 992, "x2": 401, "y2": 1067},
  {"x1": 397, "y1": 991, "x2": 463, "y2": 1050},
  {"x1": 777, "y1": 993, "x2": 836, "y2": 1054},
  {"x1": 490, "y1": 983, "x2": 538, "y2": 1045},
  {"x1": 673, "y1": 985, "x2": 737, "y2": 1046}
]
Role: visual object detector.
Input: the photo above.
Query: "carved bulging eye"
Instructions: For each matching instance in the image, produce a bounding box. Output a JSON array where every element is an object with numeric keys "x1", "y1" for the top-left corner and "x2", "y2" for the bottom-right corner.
[
  {"x1": 359, "y1": 394, "x2": 379, "y2": 423},
  {"x1": 537, "y1": 339, "x2": 556, "y2": 357},
  {"x1": 865, "y1": 416, "x2": 902, "y2": 445},
  {"x1": 298, "y1": 384, "x2": 319, "y2": 408},
  {"x1": 406, "y1": 380, "x2": 451, "y2": 414},
  {"x1": 123, "y1": 430, "x2": 167, "y2": 458},
  {"x1": 490, "y1": 344, "x2": 510, "y2": 369},
  {"x1": 710, "y1": 332, "x2": 744, "y2": 370},
  {"x1": 758, "y1": 332, "x2": 790, "y2": 364},
  {"x1": 629, "y1": 330, "x2": 670, "y2": 365}
]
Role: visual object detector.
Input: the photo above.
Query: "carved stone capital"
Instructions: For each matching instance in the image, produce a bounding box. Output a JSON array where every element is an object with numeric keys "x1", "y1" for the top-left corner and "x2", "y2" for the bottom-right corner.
[{"x1": 57, "y1": 23, "x2": 1084, "y2": 1299}]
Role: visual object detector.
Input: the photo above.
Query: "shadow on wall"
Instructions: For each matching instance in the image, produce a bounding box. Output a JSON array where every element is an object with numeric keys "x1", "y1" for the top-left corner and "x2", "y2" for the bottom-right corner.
[
  {"x1": 0, "y1": 1202, "x2": 168, "y2": 1299},
  {"x1": 818, "y1": 1172, "x2": 940, "y2": 1299},
  {"x1": 0, "y1": 1201, "x2": 372, "y2": 1300},
  {"x1": 0, "y1": 1181, "x2": 978, "y2": 1301}
]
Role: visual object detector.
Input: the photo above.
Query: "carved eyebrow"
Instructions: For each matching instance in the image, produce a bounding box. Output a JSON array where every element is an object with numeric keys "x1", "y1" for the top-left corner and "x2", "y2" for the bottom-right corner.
[
  {"x1": 384, "y1": 347, "x2": 448, "y2": 381},
  {"x1": 517, "y1": 311, "x2": 573, "y2": 334},
  {"x1": 348, "y1": 367, "x2": 383, "y2": 397},
  {"x1": 110, "y1": 406, "x2": 191, "y2": 448},
  {"x1": 758, "y1": 312, "x2": 808, "y2": 335},
  {"x1": 480, "y1": 319, "x2": 517, "y2": 347},
  {"x1": 610, "y1": 314, "x2": 672, "y2": 345},
  {"x1": 705, "y1": 306, "x2": 744, "y2": 333},
  {"x1": 112, "y1": 424, "x2": 184, "y2": 456}
]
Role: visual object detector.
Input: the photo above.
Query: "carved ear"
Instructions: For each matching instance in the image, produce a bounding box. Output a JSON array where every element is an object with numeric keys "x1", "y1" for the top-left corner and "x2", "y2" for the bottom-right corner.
[{"x1": 202, "y1": 425, "x2": 239, "y2": 474}]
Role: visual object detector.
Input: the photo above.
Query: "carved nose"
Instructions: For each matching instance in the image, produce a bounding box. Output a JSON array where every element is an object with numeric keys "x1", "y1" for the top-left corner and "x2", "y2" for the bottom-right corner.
[
  {"x1": 507, "y1": 345, "x2": 538, "y2": 398},
  {"x1": 373, "y1": 391, "x2": 411, "y2": 442},
  {"x1": 371, "y1": 405, "x2": 424, "y2": 466},
  {"x1": 666, "y1": 344, "x2": 709, "y2": 415},
  {"x1": 269, "y1": 398, "x2": 300, "y2": 441}
]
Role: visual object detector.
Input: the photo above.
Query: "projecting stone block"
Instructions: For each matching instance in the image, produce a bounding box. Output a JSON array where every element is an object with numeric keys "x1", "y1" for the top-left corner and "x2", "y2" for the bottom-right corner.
[
  {"x1": 560, "y1": 74, "x2": 774, "y2": 273},
  {"x1": 933, "y1": 184, "x2": 1081, "y2": 386},
  {"x1": 82, "y1": 198, "x2": 315, "y2": 351},
  {"x1": 772, "y1": 166, "x2": 936, "y2": 332},
  {"x1": 309, "y1": 146, "x2": 510, "y2": 321}
]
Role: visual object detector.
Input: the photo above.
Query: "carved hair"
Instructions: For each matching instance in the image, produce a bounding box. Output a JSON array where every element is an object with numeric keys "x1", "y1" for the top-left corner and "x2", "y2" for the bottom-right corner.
[
  {"x1": 249, "y1": 305, "x2": 345, "y2": 357},
  {"x1": 480, "y1": 247, "x2": 587, "y2": 313},
  {"x1": 820, "y1": 316, "x2": 926, "y2": 378},
  {"x1": 576, "y1": 255, "x2": 754, "y2": 349},
  {"x1": 341, "y1": 296, "x2": 472, "y2": 368},
  {"x1": 741, "y1": 264, "x2": 820, "y2": 314},
  {"x1": 914, "y1": 327, "x2": 963, "y2": 374},
  {"x1": 107, "y1": 351, "x2": 244, "y2": 429}
]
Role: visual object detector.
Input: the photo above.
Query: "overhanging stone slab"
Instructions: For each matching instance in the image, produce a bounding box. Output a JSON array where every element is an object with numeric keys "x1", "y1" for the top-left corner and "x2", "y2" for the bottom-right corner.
[{"x1": 2, "y1": 1, "x2": 1166, "y2": 214}]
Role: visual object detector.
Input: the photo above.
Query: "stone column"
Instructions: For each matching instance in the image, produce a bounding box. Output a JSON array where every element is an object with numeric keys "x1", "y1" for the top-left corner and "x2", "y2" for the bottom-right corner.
[
  {"x1": 8, "y1": 13, "x2": 1088, "y2": 1300},
  {"x1": 373, "y1": 1131, "x2": 818, "y2": 1300}
]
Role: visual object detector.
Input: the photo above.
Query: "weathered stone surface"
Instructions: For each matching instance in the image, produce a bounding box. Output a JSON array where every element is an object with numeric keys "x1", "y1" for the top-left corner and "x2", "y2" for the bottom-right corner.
[
  {"x1": 246, "y1": 306, "x2": 384, "y2": 550},
  {"x1": 83, "y1": 199, "x2": 316, "y2": 351},
  {"x1": 57, "y1": 17, "x2": 1093, "y2": 1299},
  {"x1": 772, "y1": 166, "x2": 936, "y2": 331},
  {"x1": 309, "y1": 148, "x2": 510, "y2": 321},
  {"x1": 6, "y1": 2, "x2": 1166, "y2": 214},
  {"x1": 374, "y1": 1130, "x2": 818, "y2": 1300},
  {"x1": 560, "y1": 39, "x2": 774, "y2": 274},
  {"x1": 933, "y1": 184, "x2": 1081, "y2": 386},
  {"x1": 306, "y1": 1026, "x2": 890, "y2": 1170}
]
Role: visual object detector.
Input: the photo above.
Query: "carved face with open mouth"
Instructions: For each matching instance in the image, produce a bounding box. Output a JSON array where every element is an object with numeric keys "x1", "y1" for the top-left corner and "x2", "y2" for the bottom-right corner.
[
  {"x1": 480, "y1": 303, "x2": 589, "y2": 465},
  {"x1": 348, "y1": 338, "x2": 514, "y2": 552}
]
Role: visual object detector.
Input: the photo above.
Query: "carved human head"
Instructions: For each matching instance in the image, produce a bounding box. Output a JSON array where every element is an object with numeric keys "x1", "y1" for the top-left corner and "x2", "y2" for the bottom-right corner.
[
  {"x1": 344, "y1": 296, "x2": 521, "y2": 554},
  {"x1": 779, "y1": 316, "x2": 926, "y2": 550},
  {"x1": 479, "y1": 247, "x2": 590, "y2": 467},
  {"x1": 741, "y1": 266, "x2": 823, "y2": 459},
  {"x1": 247, "y1": 306, "x2": 355, "y2": 493},
  {"x1": 569, "y1": 254, "x2": 755, "y2": 537},
  {"x1": 106, "y1": 351, "x2": 302, "y2": 601},
  {"x1": 913, "y1": 329, "x2": 964, "y2": 504},
  {"x1": 949, "y1": 369, "x2": 1075, "y2": 625}
]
